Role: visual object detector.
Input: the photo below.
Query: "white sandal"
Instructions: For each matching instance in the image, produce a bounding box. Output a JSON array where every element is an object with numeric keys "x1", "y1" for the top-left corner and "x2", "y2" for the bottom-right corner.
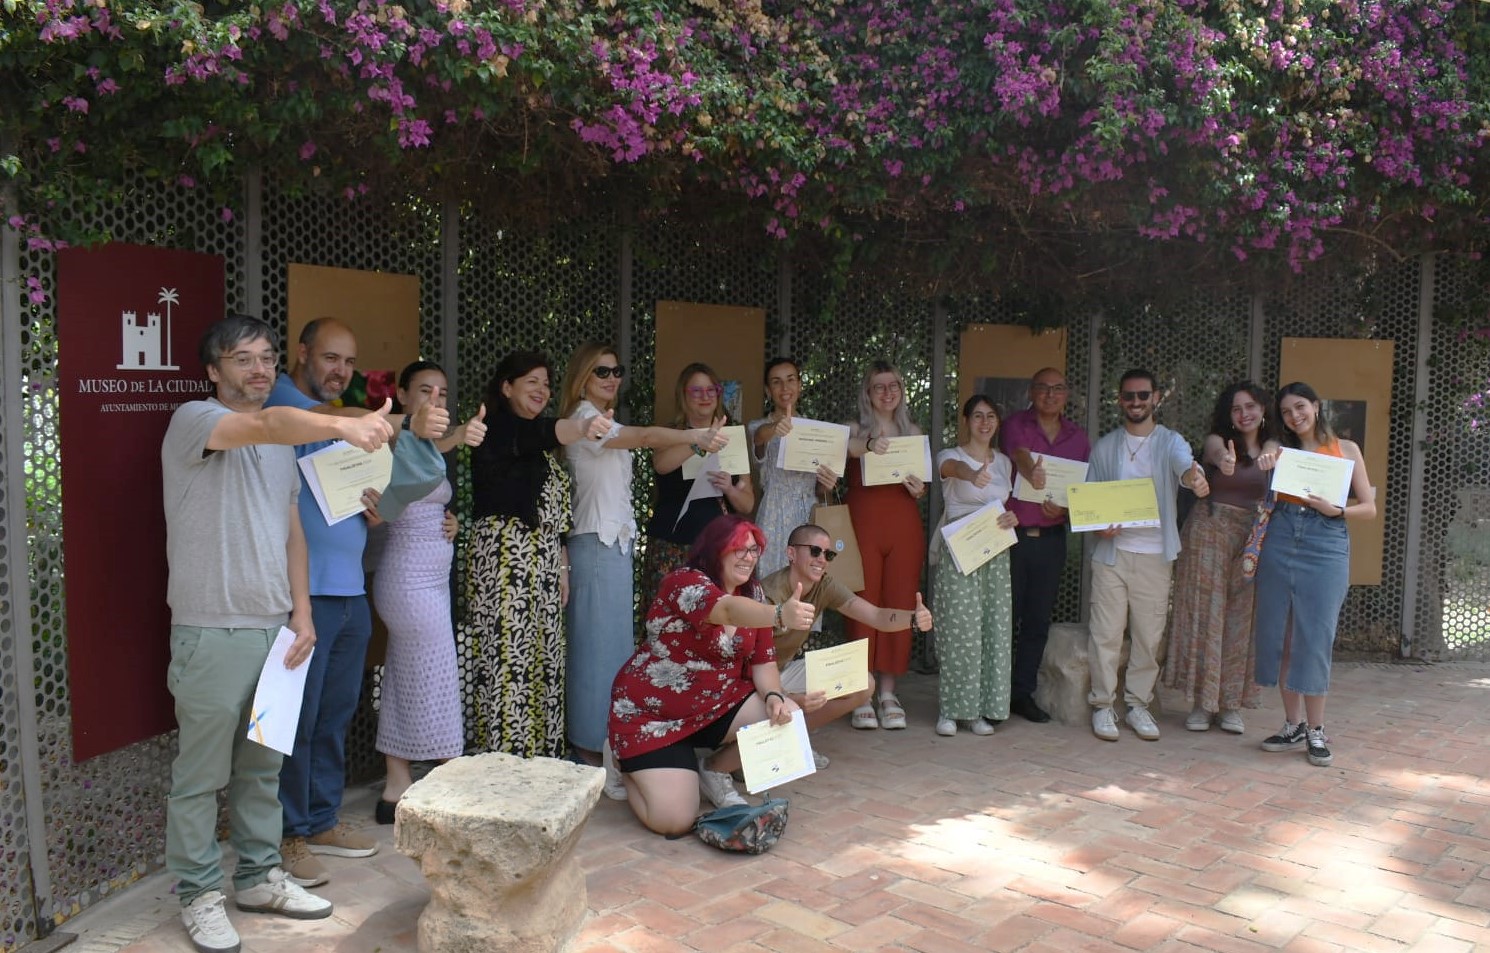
[
  {"x1": 851, "y1": 704, "x2": 879, "y2": 730},
  {"x1": 878, "y1": 694, "x2": 907, "y2": 730}
]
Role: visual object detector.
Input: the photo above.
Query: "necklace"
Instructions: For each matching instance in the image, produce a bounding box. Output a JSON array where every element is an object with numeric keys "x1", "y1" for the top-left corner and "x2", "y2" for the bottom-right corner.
[{"x1": 1124, "y1": 430, "x2": 1154, "y2": 461}]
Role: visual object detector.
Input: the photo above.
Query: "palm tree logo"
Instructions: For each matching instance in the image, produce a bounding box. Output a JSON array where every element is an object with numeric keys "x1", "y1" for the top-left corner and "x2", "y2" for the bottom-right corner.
[{"x1": 158, "y1": 287, "x2": 180, "y2": 369}]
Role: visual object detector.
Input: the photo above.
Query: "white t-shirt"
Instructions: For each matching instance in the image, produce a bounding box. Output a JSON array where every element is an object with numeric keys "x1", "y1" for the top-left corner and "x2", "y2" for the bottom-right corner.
[
  {"x1": 1116, "y1": 430, "x2": 1164, "y2": 555},
  {"x1": 937, "y1": 445, "x2": 1014, "y2": 521},
  {"x1": 563, "y1": 400, "x2": 636, "y2": 551}
]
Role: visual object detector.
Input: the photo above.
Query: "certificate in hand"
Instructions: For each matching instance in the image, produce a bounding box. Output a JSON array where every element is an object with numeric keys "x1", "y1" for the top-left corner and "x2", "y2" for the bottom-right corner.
[
  {"x1": 1012, "y1": 455, "x2": 1090, "y2": 507},
  {"x1": 860, "y1": 435, "x2": 932, "y2": 486},
  {"x1": 297, "y1": 441, "x2": 393, "y2": 526},
  {"x1": 776, "y1": 418, "x2": 850, "y2": 476},
  {"x1": 1270, "y1": 447, "x2": 1355, "y2": 507},
  {"x1": 682, "y1": 425, "x2": 750, "y2": 479},
  {"x1": 940, "y1": 500, "x2": 1018, "y2": 575},
  {"x1": 737, "y1": 709, "x2": 816, "y2": 795},
  {"x1": 804, "y1": 640, "x2": 870, "y2": 700},
  {"x1": 247, "y1": 627, "x2": 313, "y2": 755},
  {"x1": 1066, "y1": 478, "x2": 1160, "y2": 532}
]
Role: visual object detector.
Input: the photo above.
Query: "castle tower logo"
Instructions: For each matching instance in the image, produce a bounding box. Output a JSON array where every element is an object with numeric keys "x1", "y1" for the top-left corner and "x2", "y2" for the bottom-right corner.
[{"x1": 117, "y1": 287, "x2": 181, "y2": 371}]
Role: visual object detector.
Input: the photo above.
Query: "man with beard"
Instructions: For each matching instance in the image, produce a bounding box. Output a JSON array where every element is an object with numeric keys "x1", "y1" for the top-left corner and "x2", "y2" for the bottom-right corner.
[
  {"x1": 263, "y1": 317, "x2": 442, "y2": 885},
  {"x1": 163, "y1": 314, "x2": 393, "y2": 952},
  {"x1": 1085, "y1": 369, "x2": 1209, "y2": 743}
]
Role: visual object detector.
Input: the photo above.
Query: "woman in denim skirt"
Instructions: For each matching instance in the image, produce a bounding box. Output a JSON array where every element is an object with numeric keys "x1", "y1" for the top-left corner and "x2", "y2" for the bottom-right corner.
[{"x1": 1253, "y1": 382, "x2": 1376, "y2": 767}]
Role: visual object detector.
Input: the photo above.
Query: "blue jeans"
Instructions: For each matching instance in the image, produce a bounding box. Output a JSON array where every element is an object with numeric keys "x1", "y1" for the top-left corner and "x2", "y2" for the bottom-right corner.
[
  {"x1": 1253, "y1": 504, "x2": 1349, "y2": 696},
  {"x1": 564, "y1": 534, "x2": 635, "y2": 753},
  {"x1": 279, "y1": 595, "x2": 371, "y2": 838}
]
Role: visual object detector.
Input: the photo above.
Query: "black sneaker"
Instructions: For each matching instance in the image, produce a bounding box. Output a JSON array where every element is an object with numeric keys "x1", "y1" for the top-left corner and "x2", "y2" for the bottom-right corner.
[
  {"x1": 1305, "y1": 726, "x2": 1333, "y2": 766},
  {"x1": 1260, "y1": 721, "x2": 1307, "y2": 752}
]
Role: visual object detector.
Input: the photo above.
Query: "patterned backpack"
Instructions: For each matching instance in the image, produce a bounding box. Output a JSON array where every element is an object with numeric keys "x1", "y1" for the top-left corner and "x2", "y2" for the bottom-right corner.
[{"x1": 693, "y1": 798, "x2": 789, "y2": 854}]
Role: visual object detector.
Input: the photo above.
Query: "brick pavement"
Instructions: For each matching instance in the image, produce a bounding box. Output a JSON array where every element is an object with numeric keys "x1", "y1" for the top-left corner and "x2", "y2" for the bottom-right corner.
[{"x1": 60, "y1": 661, "x2": 1490, "y2": 952}]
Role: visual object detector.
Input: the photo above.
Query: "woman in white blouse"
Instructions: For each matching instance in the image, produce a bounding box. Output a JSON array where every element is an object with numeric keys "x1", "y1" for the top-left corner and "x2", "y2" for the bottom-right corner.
[
  {"x1": 558, "y1": 343, "x2": 727, "y2": 778},
  {"x1": 932, "y1": 394, "x2": 1020, "y2": 736}
]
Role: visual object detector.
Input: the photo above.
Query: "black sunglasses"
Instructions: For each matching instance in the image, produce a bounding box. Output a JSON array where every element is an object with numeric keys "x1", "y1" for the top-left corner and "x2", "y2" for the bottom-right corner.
[
  {"x1": 593, "y1": 365, "x2": 626, "y2": 380},
  {"x1": 1120, "y1": 390, "x2": 1152, "y2": 402},
  {"x1": 792, "y1": 543, "x2": 837, "y2": 562}
]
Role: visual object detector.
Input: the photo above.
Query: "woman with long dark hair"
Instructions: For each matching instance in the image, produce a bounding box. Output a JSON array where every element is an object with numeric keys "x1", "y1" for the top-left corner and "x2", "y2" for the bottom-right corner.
[
  {"x1": 749, "y1": 356, "x2": 837, "y2": 578},
  {"x1": 1254, "y1": 382, "x2": 1375, "y2": 767}
]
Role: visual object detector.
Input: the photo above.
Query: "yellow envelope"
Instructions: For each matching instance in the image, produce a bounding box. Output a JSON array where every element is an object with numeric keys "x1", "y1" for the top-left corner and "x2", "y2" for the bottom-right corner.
[
  {"x1": 1066, "y1": 478, "x2": 1160, "y2": 532},
  {"x1": 861, "y1": 435, "x2": 932, "y2": 486},
  {"x1": 736, "y1": 709, "x2": 816, "y2": 794},
  {"x1": 940, "y1": 500, "x2": 1018, "y2": 575},
  {"x1": 804, "y1": 640, "x2": 870, "y2": 699}
]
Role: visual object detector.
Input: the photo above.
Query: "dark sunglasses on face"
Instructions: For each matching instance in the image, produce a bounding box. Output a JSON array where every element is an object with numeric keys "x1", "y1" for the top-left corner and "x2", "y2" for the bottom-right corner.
[
  {"x1": 793, "y1": 543, "x2": 837, "y2": 562},
  {"x1": 1121, "y1": 390, "x2": 1153, "y2": 402},
  {"x1": 593, "y1": 365, "x2": 625, "y2": 379}
]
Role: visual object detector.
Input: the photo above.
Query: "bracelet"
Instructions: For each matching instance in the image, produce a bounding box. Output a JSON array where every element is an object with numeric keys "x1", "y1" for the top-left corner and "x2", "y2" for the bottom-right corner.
[
  {"x1": 763, "y1": 691, "x2": 785, "y2": 707},
  {"x1": 1336, "y1": 504, "x2": 1347, "y2": 518},
  {"x1": 690, "y1": 443, "x2": 707, "y2": 457},
  {"x1": 773, "y1": 602, "x2": 784, "y2": 629}
]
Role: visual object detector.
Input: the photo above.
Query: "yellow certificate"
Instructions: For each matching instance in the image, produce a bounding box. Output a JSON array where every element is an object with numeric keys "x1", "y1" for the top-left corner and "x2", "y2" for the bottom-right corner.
[
  {"x1": 860, "y1": 435, "x2": 932, "y2": 486},
  {"x1": 297, "y1": 441, "x2": 393, "y2": 526},
  {"x1": 940, "y1": 500, "x2": 1018, "y2": 575},
  {"x1": 736, "y1": 709, "x2": 816, "y2": 794},
  {"x1": 682, "y1": 425, "x2": 750, "y2": 479},
  {"x1": 1066, "y1": 478, "x2": 1160, "y2": 532},
  {"x1": 804, "y1": 640, "x2": 870, "y2": 700},
  {"x1": 1270, "y1": 447, "x2": 1355, "y2": 508},
  {"x1": 1012, "y1": 455, "x2": 1089, "y2": 507},
  {"x1": 775, "y1": 417, "x2": 849, "y2": 476}
]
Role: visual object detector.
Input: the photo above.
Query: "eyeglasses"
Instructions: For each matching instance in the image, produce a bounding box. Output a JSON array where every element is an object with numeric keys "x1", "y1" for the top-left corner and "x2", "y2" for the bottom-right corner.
[
  {"x1": 870, "y1": 381, "x2": 902, "y2": 395},
  {"x1": 1031, "y1": 383, "x2": 1069, "y2": 395},
  {"x1": 1120, "y1": 390, "x2": 1153, "y2": 402},
  {"x1": 222, "y1": 352, "x2": 278, "y2": 370},
  {"x1": 792, "y1": 543, "x2": 837, "y2": 562},
  {"x1": 687, "y1": 385, "x2": 722, "y2": 398},
  {"x1": 593, "y1": 365, "x2": 625, "y2": 380},
  {"x1": 734, "y1": 545, "x2": 762, "y2": 559}
]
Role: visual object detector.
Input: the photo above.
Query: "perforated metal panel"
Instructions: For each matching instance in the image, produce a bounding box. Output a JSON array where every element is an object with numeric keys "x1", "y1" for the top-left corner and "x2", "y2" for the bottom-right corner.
[{"x1": 12, "y1": 175, "x2": 243, "y2": 939}]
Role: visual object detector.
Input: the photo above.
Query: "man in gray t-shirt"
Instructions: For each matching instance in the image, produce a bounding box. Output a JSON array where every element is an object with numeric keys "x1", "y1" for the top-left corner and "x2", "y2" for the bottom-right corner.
[{"x1": 161, "y1": 314, "x2": 393, "y2": 953}]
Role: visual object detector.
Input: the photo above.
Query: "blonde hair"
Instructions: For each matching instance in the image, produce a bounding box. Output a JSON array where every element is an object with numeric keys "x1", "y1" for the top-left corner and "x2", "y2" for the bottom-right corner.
[
  {"x1": 671, "y1": 362, "x2": 727, "y2": 428},
  {"x1": 559, "y1": 341, "x2": 619, "y2": 417},
  {"x1": 857, "y1": 360, "x2": 919, "y2": 436}
]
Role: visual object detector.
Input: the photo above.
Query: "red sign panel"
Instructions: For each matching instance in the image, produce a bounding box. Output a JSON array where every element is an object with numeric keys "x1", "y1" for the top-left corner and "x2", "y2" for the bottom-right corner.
[{"x1": 57, "y1": 243, "x2": 225, "y2": 761}]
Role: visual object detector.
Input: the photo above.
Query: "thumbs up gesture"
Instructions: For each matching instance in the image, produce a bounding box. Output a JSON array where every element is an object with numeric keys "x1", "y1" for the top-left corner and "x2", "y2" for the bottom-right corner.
[
  {"x1": 411, "y1": 389, "x2": 450, "y2": 439},
  {"x1": 586, "y1": 408, "x2": 614, "y2": 441},
  {"x1": 696, "y1": 418, "x2": 728, "y2": 453},
  {"x1": 775, "y1": 398, "x2": 795, "y2": 439},
  {"x1": 1219, "y1": 439, "x2": 1237, "y2": 476},
  {"x1": 463, "y1": 403, "x2": 488, "y2": 447},
  {"x1": 344, "y1": 397, "x2": 395, "y2": 451},
  {"x1": 780, "y1": 581, "x2": 816, "y2": 630},
  {"x1": 912, "y1": 591, "x2": 934, "y2": 633},
  {"x1": 1030, "y1": 454, "x2": 1047, "y2": 490},
  {"x1": 972, "y1": 458, "x2": 993, "y2": 488},
  {"x1": 1188, "y1": 460, "x2": 1210, "y2": 498}
]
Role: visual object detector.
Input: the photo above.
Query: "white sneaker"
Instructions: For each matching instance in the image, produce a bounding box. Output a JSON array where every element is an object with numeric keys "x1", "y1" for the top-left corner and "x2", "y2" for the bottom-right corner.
[
  {"x1": 601, "y1": 741, "x2": 628, "y2": 801},
  {"x1": 812, "y1": 750, "x2": 830, "y2": 769},
  {"x1": 1185, "y1": 706, "x2": 1212, "y2": 731},
  {"x1": 1091, "y1": 707, "x2": 1119, "y2": 741},
  {"x1": 968, "y1": 718, "x2": 997, "y2": 736},
  {"x1": 181, "y1": 890, "x2": 240, "y2": 953},
  {"x1": 1126, "y1": 706, "x2": 1161, "y2": 741},
  {"x1": 234, "y1": 868, "x2": 333, "y2": 920},
  {"x1": 935, "y1": 717, "x2": 957, "y2": 737},
  {"x1": 697, "y1": 754, "x2": 747, "y2": 809},
  {"x1": 1218, "y1": 710, "x2": 1245, "y2": 734}
]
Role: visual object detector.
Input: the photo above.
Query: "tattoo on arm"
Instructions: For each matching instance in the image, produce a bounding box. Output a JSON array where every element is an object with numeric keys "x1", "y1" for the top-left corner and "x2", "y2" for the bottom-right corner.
[{"x1": 890, "y1": 612, "x2": 898, "y2": 623}]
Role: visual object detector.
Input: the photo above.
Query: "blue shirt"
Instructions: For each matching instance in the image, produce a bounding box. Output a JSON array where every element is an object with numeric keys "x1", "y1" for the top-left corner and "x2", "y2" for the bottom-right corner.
[{"x1": 264, "y1": 374, "x2": 368, "y2": 596}]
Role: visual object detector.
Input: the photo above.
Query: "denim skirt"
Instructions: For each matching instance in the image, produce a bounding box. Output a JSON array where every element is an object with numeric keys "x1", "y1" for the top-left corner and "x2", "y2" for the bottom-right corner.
[
  {"x1": 564, "y1": 533, "x2": 636, "y2": 752},
  {"x1": 1252, "y1": 504, "x2": 1349, "y2": 695}
]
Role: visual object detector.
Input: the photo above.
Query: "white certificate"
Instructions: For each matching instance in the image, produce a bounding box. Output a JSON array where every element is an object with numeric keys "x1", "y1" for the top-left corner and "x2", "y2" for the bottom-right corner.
[
  {"x1": 682, "y1": 425, "x2": 750, "y2": 479},
  {"x1": 1271, "y1": 447, "x2": 1355, "y2": 507},
  {"x1": 1012, "y1": 455, "x2": 1090, "y2": 507},
  {"x1": 737, "y1": 709, "x2": 816, "y2": 794},
  {"x1": 939, "y1": 500, "x2": 1018, "y2": 575},
  {"x1": 804, "y1": 639, "x2": 871, "y2": 699},
  {"x1": 297, "y1": 441, "x2": 393, "y2": 525},
  {"x1": 775, "y1": 418, "x2": 850, "y2": 476},
  {"x1": 246, "y1": 627, "x2": 313, "y2": 756},
  {"x1": 860, "y1": 435, "x2": 933, "y2": 486}
]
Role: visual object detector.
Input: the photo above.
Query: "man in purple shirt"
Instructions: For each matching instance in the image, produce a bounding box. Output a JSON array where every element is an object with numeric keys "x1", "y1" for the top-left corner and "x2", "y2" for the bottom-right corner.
[{"x1": 999, "y1": 367, "x2": 1092, "y2": 722}]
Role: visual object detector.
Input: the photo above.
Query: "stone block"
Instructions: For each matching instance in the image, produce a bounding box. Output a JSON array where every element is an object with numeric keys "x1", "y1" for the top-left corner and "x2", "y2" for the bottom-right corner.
[
  {"x1": 396, "y1": 752, "x2": 603, "y2": 953},
  {"x1": 1035, "y1": 622, "x2": 1134, "y2": 726}
]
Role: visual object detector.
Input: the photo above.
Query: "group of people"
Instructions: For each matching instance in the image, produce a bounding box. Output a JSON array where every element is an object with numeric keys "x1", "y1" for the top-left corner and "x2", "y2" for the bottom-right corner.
[{"x1": 161, "y1": 313, "x2": 1374, "y2": 950}]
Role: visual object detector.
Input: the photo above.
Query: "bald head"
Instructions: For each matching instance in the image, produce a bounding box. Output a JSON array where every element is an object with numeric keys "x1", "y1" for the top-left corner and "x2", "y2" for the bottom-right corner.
[{"x1": 295, "y1": 317, "x2": 358, "y2": 402}]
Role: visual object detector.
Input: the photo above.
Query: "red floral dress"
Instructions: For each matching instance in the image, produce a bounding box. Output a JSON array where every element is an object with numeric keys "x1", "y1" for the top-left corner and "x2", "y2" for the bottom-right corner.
[{"x1": 608, "y1": 568, "x2": 775, "y2": 759}]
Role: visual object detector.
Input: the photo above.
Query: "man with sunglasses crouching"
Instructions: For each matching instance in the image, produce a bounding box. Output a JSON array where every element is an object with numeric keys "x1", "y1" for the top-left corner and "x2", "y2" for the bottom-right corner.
[{"x1": 758, "y1": 523, "x2": 935, "y2": 765}]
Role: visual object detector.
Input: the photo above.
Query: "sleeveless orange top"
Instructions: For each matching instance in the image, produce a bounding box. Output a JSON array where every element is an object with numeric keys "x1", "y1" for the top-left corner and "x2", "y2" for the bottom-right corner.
[{"x1": 1277, "y1": 439, "x2": 1343, "y2": 506}]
